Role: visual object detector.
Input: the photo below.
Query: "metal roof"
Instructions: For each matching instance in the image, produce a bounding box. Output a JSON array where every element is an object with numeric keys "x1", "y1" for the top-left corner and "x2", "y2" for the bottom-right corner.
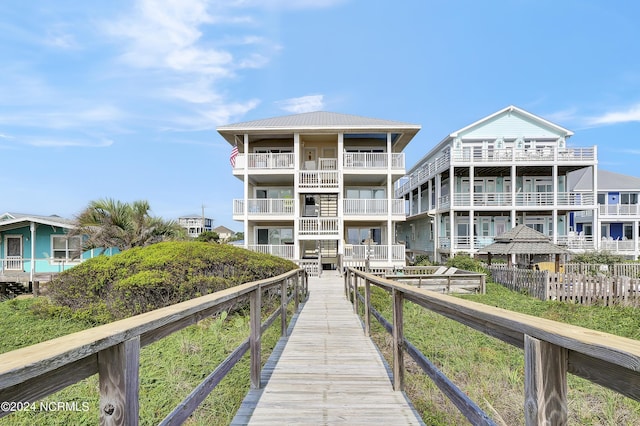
[
  {"x1": 0, "y1": 212, "x2": 75, "y2": 230},
  {"x1": 569, "y1": 168, "x2": 640, "y2": 191},
  {"x1": 218, "y1": 111, "x2": 420, "y2": 131}
]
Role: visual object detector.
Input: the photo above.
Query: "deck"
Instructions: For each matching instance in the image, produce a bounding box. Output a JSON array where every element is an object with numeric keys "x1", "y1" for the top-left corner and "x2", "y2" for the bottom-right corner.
[{"x1": 232, "y1": 273, "x2": 424, "y2": 425}]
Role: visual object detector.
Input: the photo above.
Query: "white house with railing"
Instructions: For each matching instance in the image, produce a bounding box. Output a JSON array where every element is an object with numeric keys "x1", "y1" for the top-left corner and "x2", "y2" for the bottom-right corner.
[
  {"x1": 395, "y1": 106, "x2": 598, "y2": 263},
  {"x1": 218, "y1": 111, "x2": 420, "y2": 275},
  {"x1": 570, "y1": 169, "x2": 640, "y2": 259}
]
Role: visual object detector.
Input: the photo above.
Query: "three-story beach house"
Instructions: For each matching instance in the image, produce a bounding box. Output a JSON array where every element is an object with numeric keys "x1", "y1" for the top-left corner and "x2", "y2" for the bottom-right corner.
[
  {"x1": 395, "y1": 106, "x2": 598, "y2": 262},
  {"x1": 217, "y1": 111, "x2": 420, "y2": 275}
]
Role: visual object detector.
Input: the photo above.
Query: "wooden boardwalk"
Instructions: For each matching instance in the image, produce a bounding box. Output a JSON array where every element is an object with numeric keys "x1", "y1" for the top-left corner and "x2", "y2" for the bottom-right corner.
[{"x1": 232, "y1": 273, "x2": 424, "y2": 425}]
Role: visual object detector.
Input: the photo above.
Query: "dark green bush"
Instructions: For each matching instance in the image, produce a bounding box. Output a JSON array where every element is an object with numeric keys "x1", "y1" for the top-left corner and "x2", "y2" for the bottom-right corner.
[
  {"x1": 42, "y1": 241, "x2": 297, "y2": 323},
  {"x1": 446, "y1": 253, "x2": 488, "y2": 274}
]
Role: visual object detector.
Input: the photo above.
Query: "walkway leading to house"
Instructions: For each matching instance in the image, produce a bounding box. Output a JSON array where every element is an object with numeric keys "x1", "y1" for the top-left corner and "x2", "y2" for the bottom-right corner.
[{"x1": 231, "y1": 273, "x2": 424, "y2": 425}]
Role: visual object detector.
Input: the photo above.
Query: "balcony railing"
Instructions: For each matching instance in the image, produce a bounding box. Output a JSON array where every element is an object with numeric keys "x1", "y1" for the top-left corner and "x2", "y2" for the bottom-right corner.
[
  {"x1": 239, "y1": 153, "x2": 294, "y2": 169},
  {"x1": 246, "y1": 244, "x2": 295, "y2": 259},
  {"x1": 298, "y1": 218, "x2": 339, "y2": 236},
  {"x1": 600, "y1": 238, "x2": 637, "y2": 252},
  {"x1": 396, "y1": 146, "x2": 596, "y2": 198},
  {"x1": 299, "y1": 171, "x2": 339, "y2": 189},
  {"x1": 343, "y1": 153, "x2": 405, "y2": 170},
  {"x1": 343, "y1": 244, "x2": 405, "y2": 261},
  {"x1": 233, "y1": 199, "x2": 295, "y2": 216},
  {"x1": 599, "y1": 204, "x2": 640, "y2": 216},
  {"x1": 437, "y1": 192, "x2": 595, "y2": 209},
  {"x1": 342, "y1": 199, "x2": 405, "y2": 216}
]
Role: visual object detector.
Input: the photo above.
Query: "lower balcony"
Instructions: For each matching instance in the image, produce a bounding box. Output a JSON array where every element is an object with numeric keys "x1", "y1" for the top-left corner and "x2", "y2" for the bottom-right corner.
[
  {"x1": 233, "y1": 199, "x2": 295, "y2": 219},
  {"x1": 245, "y1": 244, "x2": 295, "y2": 260},
  {"x1": 343, "y1": 199, "x2": 405, "y2": 216},
  {"x1": 343, "y1": 244, "x2": 405, "y2": 261}
]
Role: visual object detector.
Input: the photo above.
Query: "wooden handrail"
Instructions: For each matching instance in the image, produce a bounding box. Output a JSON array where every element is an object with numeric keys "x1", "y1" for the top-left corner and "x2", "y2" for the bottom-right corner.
[
  {"x1": 0, "y1": 269, "x2": 308, "y2": 424},
  {"x1": 346, "y1": 268, "x2": 640, "y2": 425}
]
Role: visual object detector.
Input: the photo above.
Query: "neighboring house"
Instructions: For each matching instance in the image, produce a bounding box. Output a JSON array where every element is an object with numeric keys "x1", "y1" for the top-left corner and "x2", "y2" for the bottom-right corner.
[
  {"x1": 0, "y1": 212, "x2": 95, "y2": 283},
  {"x1": 178, "y1": 214, "x2": 213, "y2": 238},
  {"x1": 213, "y1": 225, "x2": 235, "y2": 240},
  {"x1": 395, "y1": 106, "x2": 597, "y2": 263},
  {"x1": 217, "y1": 111, "x2": 420, "y2": 275},
  {"x1": 570, "y1": 169, "x2": 640, "y2": 259}
]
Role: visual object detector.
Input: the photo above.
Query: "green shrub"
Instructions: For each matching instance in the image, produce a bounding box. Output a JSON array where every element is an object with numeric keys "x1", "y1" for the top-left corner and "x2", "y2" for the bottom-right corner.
[
  {"x1": 42, "y1": 241, "x2": 297, "y2": 323},
  {"x1": 446, "y1": 253, "x2": 488, "y2": 274}
]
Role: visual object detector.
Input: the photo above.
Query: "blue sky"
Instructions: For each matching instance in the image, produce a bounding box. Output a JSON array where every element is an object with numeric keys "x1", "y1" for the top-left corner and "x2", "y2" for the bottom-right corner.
[{"x1": 2, "y1": 0, "x2": 640, "y2": 231}]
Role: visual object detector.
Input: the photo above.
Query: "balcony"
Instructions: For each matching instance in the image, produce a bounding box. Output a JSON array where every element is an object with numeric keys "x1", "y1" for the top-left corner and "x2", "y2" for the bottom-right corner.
[
  {"x1": 343, "y1": 244, "x2": 405, "y2": 261},
  {"x1": 343, "y1": 153, "x2": 404, "y2": 171},
  {"x1": 246, "y1": 244, "x2": 295, "y2": 259},
  {"x1": 298, "y1": 218, "x2": 339, "y2": 237},
  {"x1": 232, "y1": 153, "x2": 295, "y2": 171},
  {"x1": 599, "y1": 204, "x2": 640, "y2": 216},
  {"x1": 299, "y1": 171, "x2": 339, "y2": 189},
  {"x1": 233, "y1": 199, "x2": 295, "y2": 219},
  {"x1": 438, "y1": 192, "x2": 594, "y2": 209},
  {"x1": 343, "y1": 199, "x2": 405, "y2": 216},
  {"x1": 599, "y1": 238, "x2": 638, "y2": 253}
]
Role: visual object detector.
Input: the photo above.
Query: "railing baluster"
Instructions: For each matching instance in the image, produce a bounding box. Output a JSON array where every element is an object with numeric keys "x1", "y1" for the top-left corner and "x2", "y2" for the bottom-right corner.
[
  {"x1": 250, "y1": 287, "x2": 262, "y2": 389},
  {"x1": 392, "y1": 288, "x2": 404, "y2": 391}
]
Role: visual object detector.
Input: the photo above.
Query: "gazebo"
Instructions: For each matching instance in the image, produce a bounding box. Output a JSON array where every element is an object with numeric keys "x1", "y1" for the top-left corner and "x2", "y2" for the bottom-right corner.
[{"x1": 480, "y1": 225, "x2": 569, "y2": 272}]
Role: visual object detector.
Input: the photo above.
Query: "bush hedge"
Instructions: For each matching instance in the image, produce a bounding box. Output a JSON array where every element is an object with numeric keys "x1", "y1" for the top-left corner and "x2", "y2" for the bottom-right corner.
[{"x1": 39, "y1": 242, "x2": 298, "y2": 324}]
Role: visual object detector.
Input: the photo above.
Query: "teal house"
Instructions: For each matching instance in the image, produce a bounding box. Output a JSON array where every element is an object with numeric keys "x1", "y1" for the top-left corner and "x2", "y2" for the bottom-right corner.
[{"x1": 0, "y1": 212, "x2": 104, "y2": 283}]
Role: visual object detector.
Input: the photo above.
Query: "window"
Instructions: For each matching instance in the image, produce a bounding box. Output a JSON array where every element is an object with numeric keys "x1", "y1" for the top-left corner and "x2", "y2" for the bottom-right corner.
[
  {"x1": 52, "y1": 235, "x2": 82, "y2": 262},
  {"x1": 597, "y1": 193, "x2": 606, "y2": 204},
  {"x1": 621, "y1": 193, "x2": 638, "y2": 204},
  {"x1": 346, "y1": 227, "x2": 382, "y2": 245},
  {"x1": 257, "y1": 228, "x2": 293, "y2": 245},
  {"x1": 624, "y1": 224, "x2": 633, "y2": 240}
]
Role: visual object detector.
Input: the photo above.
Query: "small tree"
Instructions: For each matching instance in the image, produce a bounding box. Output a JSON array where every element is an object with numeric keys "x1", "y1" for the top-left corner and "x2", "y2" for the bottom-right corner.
[
  {"x1": 69, "y1": 198, "x2": 187, "y2": 253},
  {"x1": 195, "y1": 231, "x2": 220, "y2": 243}
]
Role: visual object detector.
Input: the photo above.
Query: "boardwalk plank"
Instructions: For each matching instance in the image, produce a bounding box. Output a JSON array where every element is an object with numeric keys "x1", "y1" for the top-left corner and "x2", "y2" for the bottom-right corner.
[{"x1": 231, "y1": 273, "x2": 423, "y2": 425}]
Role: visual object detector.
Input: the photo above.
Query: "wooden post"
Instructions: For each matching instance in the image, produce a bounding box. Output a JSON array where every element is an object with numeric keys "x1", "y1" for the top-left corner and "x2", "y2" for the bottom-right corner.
[
  {"x1": 392, "y1": 288, "x2": 404, "y2": 391},
  {"x1": 480, "y1": 274, "x2": 486, "y2": 294},
  {"x1": 98, "y1": 336, "x2": 140, "y2": 426},
  {"x1": 524, "y1": 335, "x2": 567, "y2": 426},
  {"x1": 32, "y1": 281, "x2": 39, "y2": 297},
  {"x1": 250, "y1": 287, "x2": 262, "y2": 389},
  {"x1": 281, "y1": 278, "x2": 287, "y2": 337},
  {"x1": 294, "y1": 274, "x2": 300, "y2": 311},
  {"x1": 352, "y1": 274, "x2": 358, "y2": 314},
  {"x1": 363, "y1": 279, "x2": 371, "y2": 337}
]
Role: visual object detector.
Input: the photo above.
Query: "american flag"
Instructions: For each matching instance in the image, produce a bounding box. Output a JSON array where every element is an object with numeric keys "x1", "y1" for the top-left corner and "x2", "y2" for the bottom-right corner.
[{"x1": 229, "y1": 144, "x2": 239, "y2": 167}]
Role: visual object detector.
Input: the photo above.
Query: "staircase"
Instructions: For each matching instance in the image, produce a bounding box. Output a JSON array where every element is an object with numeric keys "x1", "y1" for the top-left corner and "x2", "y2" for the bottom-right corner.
[
  {"x1": 319, "y1": 194, "x2": 338, "y2": 217},
  {"x1": 0, "y1": 281, "x2": 29, "y2": 299}
]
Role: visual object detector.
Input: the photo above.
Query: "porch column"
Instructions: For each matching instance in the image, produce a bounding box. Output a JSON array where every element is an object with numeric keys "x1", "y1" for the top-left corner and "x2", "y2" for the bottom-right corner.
[
  {"x1": 243, "y1": 133, "x2": 250, "y2": 250},
  {"x1": 387, "y1": 132, "x2": 393, "y2": 264},
  {"x1": 30, "y1": 221, "x2": 36, "y2": 283},
  {"x1": 337, "y1": 132, "x2": 344, "y2": 260},
  {"x1": 294, "y1": 133, "x2": 301, "y2": 261},
  {"x1": 552, "y1": 165, "x2": 558, "y2": 244}
]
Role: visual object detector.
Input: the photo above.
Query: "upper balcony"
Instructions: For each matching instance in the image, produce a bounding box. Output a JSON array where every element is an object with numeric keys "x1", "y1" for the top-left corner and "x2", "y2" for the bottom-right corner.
[
  {"x1": 343, "y1": 199, "x2": 405, "y2": 218},
  {"x1": 599, "y1": 204, "x2": 640, "y2": 217},
  {"x1": 233, "y1": 198, "x2": 295, "y2": 220},
  {"x1": 395, "y1": 146, "x2": 596, "y2": 198},
  {"x1": 343, "y1": 152, "x2": 405, "y2": 171},
  {"x1": 432, "y1": 191, "x2": 595, "y2": 212}
]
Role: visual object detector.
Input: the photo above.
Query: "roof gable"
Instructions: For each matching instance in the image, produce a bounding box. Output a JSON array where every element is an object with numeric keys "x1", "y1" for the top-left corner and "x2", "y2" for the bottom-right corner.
[
  {"x1": 451, "y1": 106, "x2": 573, "y2": 140},
  {"x1": 569, "y1": 169, "x2": 640, "y2": 192}
]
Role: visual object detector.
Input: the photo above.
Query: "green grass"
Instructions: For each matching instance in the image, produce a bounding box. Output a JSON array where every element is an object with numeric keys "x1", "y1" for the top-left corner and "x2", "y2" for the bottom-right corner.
[
  {"x1": 365, "y1": 282, "x2": 640, "y2": 425},
  {"x1": 0, "y1": 297, "x2": 289, "y2": 425}
]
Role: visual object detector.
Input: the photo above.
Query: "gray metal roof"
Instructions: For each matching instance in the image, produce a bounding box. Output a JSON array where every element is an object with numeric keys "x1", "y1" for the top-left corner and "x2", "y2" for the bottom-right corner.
[
  {"x1": 569, "y1": 168, "x2": 640, "y2": 191},
  {"x1": 217, "y1": 111, "x2": 420, "y2": 131},
  {"x1": 0, "y1": 212, "x2": 75, "y2": 229},
  {"x1": 480, "y1": 224, "x2": 569, "y2": 255}
]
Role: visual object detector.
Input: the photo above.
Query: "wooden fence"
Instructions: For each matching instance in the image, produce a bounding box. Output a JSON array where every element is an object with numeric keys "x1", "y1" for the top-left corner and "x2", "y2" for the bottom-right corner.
[
  {"x1": 564, "y1": 263, "x2": 640, "y2": 278},
  {"x1": 489, "y1": 266, "x2": 640, "y2": 307},
  {"x1": 345, "y1": 268, "x2": 640, "y2": 426},
  {"x1": 0, "y1": 269, "x2": 307, "y2": 424}
]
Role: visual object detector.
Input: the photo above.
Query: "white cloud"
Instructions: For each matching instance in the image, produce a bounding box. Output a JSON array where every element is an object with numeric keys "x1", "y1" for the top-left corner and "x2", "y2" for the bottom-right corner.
[
  {"x1": 25, "y1": 138, "x2": 114, "y2": 148},
  {"x1": 276, "y1": 95, "x2": 324, "y2": 113},
  {"x1": 588, "y1": 103, "x2": 640, "y2": 125}
]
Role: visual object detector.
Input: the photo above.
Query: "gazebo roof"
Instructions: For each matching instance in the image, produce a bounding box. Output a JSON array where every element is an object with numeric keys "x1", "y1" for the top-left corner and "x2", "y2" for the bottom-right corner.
[{"x1": 480, "y1": 224, "x2": 569, "y2": 255}]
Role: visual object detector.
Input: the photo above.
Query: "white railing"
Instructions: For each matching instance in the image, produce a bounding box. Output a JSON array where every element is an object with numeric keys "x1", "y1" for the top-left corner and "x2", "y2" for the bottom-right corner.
[
  {"x1": 233, "y1": 199, "x2": 295, "y2": 216},
  {"x1": 515, "y1": 192, "x2": 556, "y2": 206},
  {"x1": 600, "y1": 239, "x2": 637, "y2": 253},
  {"x1": 560, "y1": 235, "x2": 595, "y2": 250},
  {"x1": 318, "y1": 158, "x2": 337, "y2": 170},
  {"x1": 343, "y1": 153, "x2": 404, "y2": 170},
  {"x1": 343, "y1": 244, "x2": 405, "y2": 261},
  {"x1": 299, "y1": 171, "x2": 339, "y2": 189},
  {"x1": 396, "y1": 146, "x2": 596, "y2": 198},
  {"x1": 246, "y1": 244, "x2": 295, "y2": 259},
  {"x1": 472, "y1": 193, "x2": 512, "y2": 206},
  {"x1": 343, "y1": 199, "x2": 403, "y2": 216},
  {"x1": 600, "y1": 204, "x2": 640, "y2": 216},
  {"x1": 557, "y1": 192, "x2": 594, "y2": 206},
  {"x1": 244, "y1": 153, "x2": 295, "y2": 169},
  {"x1": 298, "y1": 218, "x2": 339, "y2": 236},
  {"x1": 1, "y1": 257, "x2": 23, "y2": 271}
]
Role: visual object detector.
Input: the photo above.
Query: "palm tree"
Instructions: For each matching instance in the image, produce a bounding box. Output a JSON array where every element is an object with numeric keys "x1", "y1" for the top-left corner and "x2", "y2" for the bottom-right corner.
[{"x1": 70, "y1": 198, "x2": 187, "y2": 252}]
